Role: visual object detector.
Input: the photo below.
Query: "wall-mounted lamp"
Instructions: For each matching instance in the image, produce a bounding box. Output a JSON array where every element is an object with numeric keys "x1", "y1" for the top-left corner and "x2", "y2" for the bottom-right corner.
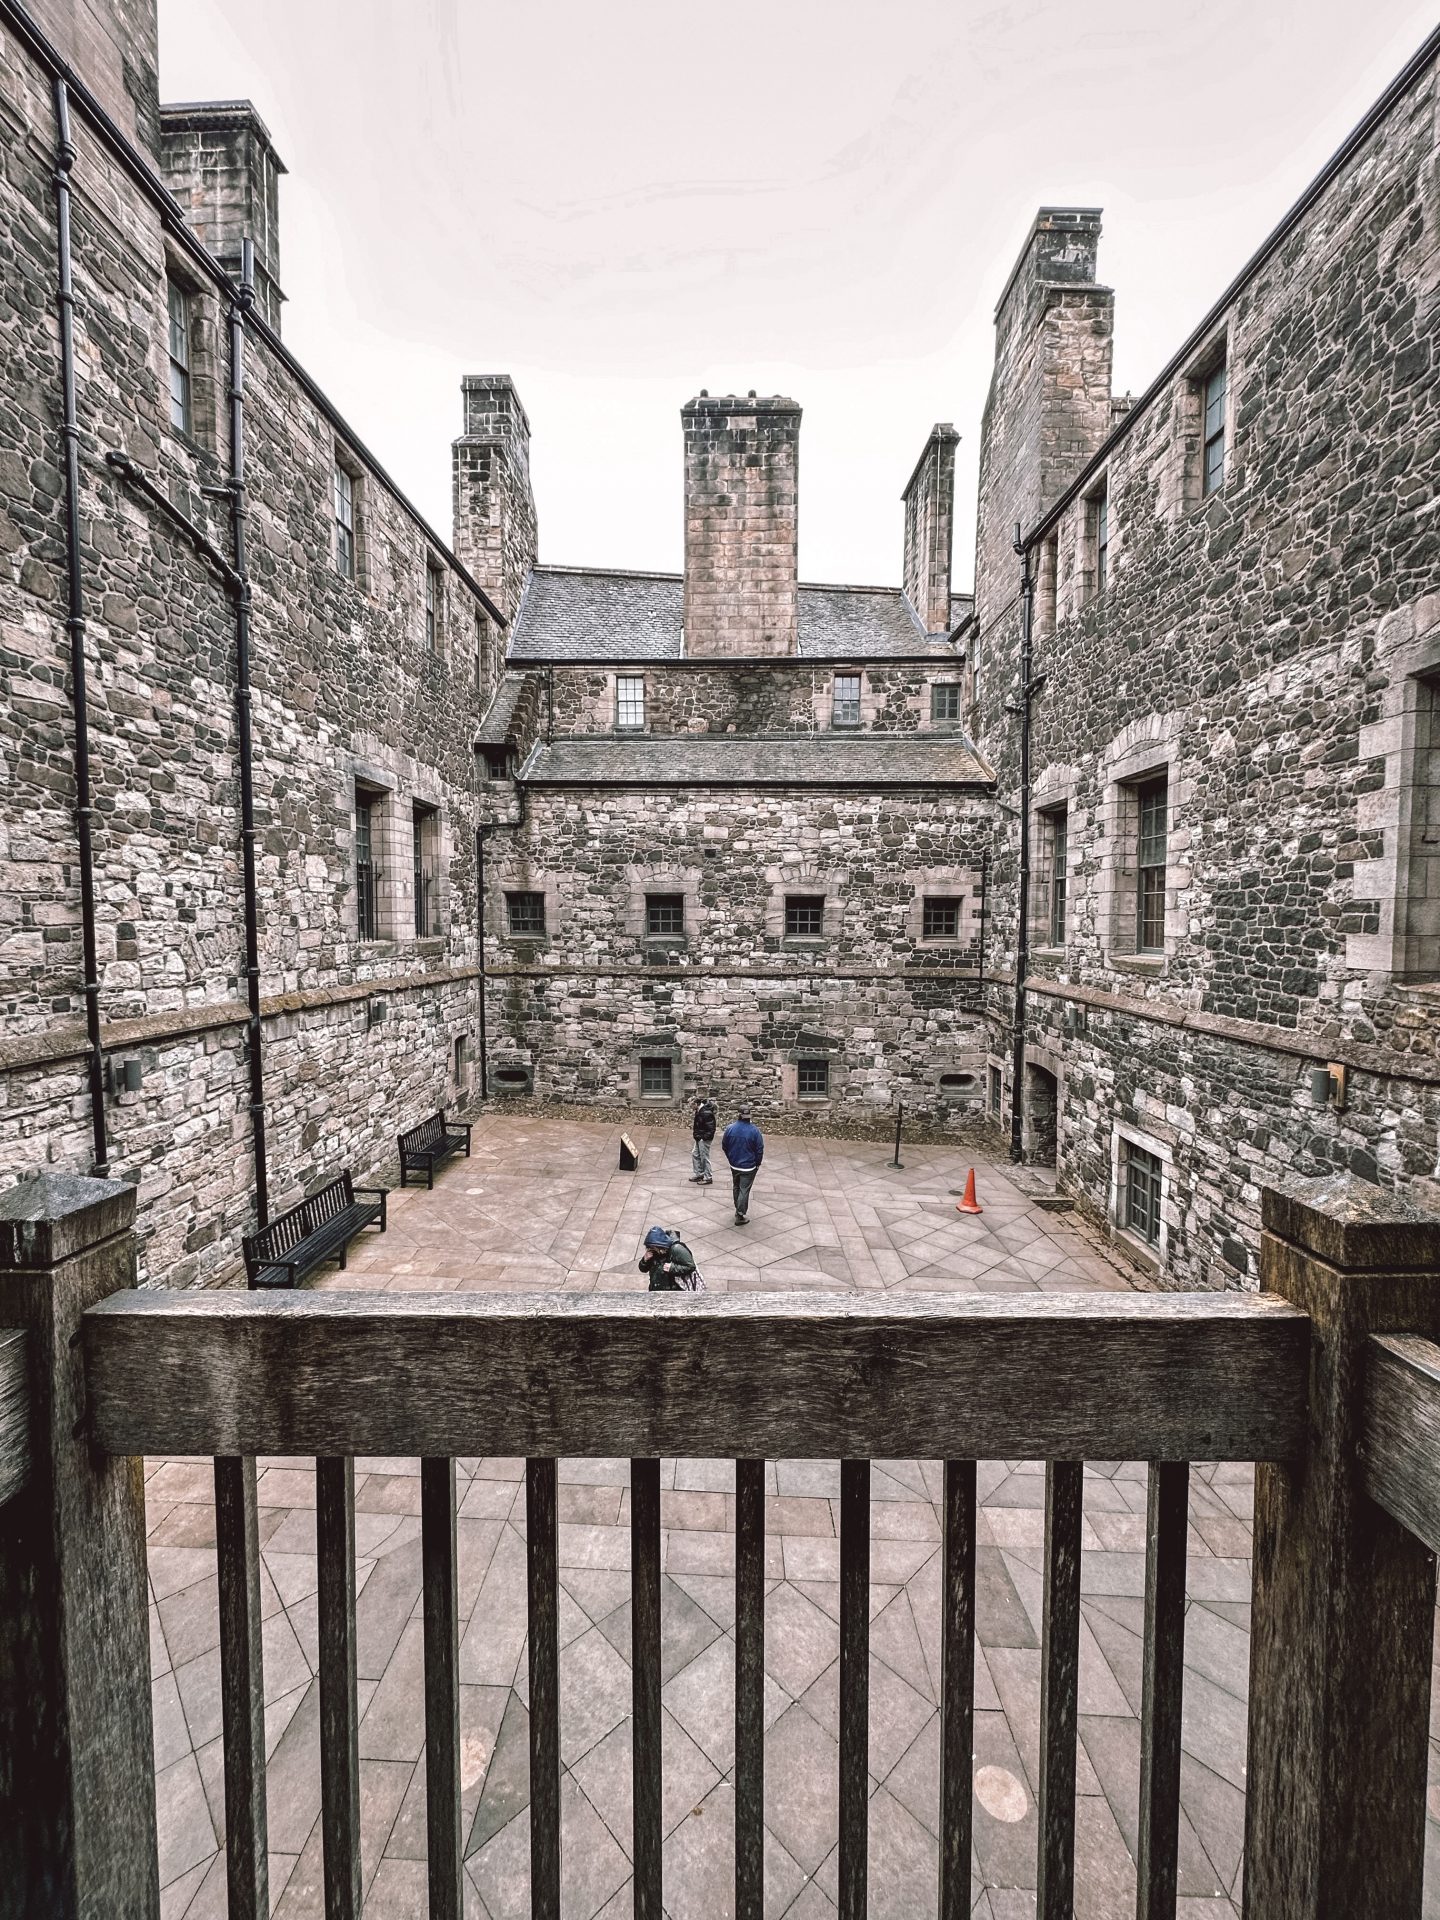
[
  {"x1": 106, "y1": 1057, "x2": 143, "y2": 1095},
  {"x1": 367, "y1": 997, "x2": 386, "y2": 1029},
  {"x1": 1309, "y1": 1062, "x2": 1348, "y2": 1111}
]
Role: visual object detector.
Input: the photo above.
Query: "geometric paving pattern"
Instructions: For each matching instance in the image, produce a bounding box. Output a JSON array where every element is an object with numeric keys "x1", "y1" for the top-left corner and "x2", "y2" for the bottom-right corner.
[{"x1": 142, "y1": 1115, "x2": 1439, "y2": 1917}]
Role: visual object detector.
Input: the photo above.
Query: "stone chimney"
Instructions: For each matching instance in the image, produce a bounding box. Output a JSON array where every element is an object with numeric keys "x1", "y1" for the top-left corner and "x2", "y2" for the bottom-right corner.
[
  {"x1": 158, "y1": 102, "x2": 286, "y2": 329},
  {"x1": 682, "y1": 393, "x2": 800, "y2": 657},
  {"x1": 902, "y1": 424, "x2": 959, "y2": 634},
  {"x1": 452, "y1": 376, "x2": 538, "y2": 625}
]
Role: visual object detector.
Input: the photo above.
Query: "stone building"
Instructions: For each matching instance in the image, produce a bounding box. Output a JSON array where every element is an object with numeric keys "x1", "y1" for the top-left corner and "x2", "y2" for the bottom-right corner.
[{"x1": 2, "y1": 0, "x2": 1438, "y2": 1293}]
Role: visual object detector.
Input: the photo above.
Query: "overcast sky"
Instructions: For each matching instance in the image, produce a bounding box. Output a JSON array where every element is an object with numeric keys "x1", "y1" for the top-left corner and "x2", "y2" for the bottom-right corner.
[{"x1": 157, "y1": 0, "x2": 1437, "y2": 591}]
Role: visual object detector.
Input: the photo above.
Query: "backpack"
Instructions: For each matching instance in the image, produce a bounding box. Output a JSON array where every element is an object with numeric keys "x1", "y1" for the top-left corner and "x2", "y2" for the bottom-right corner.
[{"x1": 667, "y1": 1233, "x2": 706, "y2": 1292}]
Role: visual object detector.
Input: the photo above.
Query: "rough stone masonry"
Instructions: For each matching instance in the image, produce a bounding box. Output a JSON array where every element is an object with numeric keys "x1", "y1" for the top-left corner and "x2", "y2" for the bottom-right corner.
[{"x1": 2, "y1": 0, "x2": 1438, "y2": 1291}]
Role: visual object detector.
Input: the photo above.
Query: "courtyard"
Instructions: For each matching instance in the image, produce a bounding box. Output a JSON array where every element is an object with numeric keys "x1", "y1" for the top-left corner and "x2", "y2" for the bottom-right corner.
[{"x1": 141, "y1": 1115, "x2": 1277, "y2": 1919}]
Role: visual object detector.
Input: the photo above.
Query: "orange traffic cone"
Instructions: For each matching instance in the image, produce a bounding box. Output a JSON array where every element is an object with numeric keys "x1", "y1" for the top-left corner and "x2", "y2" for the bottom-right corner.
[{"x1": 956, "y1": 1168, "x2": 983, "y2": 1215}]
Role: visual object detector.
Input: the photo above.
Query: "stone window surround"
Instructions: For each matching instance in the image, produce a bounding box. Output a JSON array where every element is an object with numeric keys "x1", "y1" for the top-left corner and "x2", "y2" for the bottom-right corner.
[
  {"x1": 334, "y1": 441, "x2": 369, "y2": 592},
  {"x1": 902, "y1": 867, "x2": 982, "y2": 947},
  {"x1": 424, "y1": 556, "x2": 445, "y2": 657},
  {"x1": 1110, "y1": 1119, "x2": 1173, "y2": 1269},
  {"x1": 986, "y1": 1055, "x2": 1006, "y2": 1118},
  {"x1": 1173, "y1": 322, "x2": 1232, "y2": 518},
  {"x1": 1081, "y1": 475, "x2": 1109, "y2": 603},
  {"x1": 937, "y1": 1061, "x2": 986, "y2": 1106},
  {"x1": 1030, "y1": 765, "x2": 1079, "y2": 954},
  {"x1": 1095, "y1": 713, "x2": 1189, "y2": 971},
  {"x1": 633, "y1": 1035, "x2": 683, "y2": 1105},
  {"x1": 623, "y1": 868, "x2": 702, "y2": 945},
  {"x1": 926, "y1": 680, "x2": 964, "y2": 729},
  {"x1": 615, "y1": 672, "x2": 647, "y2": 732},
  {"x1": 1035, "y1": 532, "x2": 1060, "y2": 640},
  {"x1": 766, "y1": 871, "x2": 844, "y2": 945},
  {"x1": 161, "y1": 247, "x2": 221, "y2": 454},
  {"x1": 830, "y1": 669, "x2": 864, "y2": 729},
  {"x1": 782, "y1": 1045, "x2": 844, "y2": 1105},
  {"x1": 500, "y1": 880, "x2": 556, "y2": 941},
  {"x1": 1350, "y1": 598, "x2": 1440, "y2": 979},
  {"x1": 349, "y1": 754, "x2": 449, "y2": 947}
]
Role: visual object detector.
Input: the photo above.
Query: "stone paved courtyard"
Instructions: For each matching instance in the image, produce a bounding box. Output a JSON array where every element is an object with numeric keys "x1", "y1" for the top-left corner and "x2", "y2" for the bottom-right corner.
[{"x1": 140, "y1": 1115, "x2": 1428, "y2": 1918}]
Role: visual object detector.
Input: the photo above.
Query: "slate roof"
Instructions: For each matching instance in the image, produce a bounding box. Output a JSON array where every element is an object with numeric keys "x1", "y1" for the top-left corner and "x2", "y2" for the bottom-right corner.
[
  {"x1": 520, "y1": 733, "x2": 993, "y2": 787},
  {"x1": 475, "y1": 672, "x2": 529, "y2": 745},
  {"x1": 507, "y1": 566, "x2": 964, "y2": 662}
]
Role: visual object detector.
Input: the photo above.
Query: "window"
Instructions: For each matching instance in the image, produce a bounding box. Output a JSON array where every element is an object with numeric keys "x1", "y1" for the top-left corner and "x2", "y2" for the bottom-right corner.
[
  {"x1": 785, "y1": 895, "x2": 825, "y2": 938},
  {"x1": 167, "y1": 279, "x2": 192, "y2": 434},
  {"x1": 1123, "y1": 1141, "x2": 1162, "y2": 1247},
  {"x1": 425, "y1": 564, "x2": 442, "y2": 652},
  {"x1": 1202, "y1": 360, "x2": 1227, "y2": 497},
  {"x1": 646, "y1": 893, "x2": 685, "y2": 937},
  {"x1": 334, "y1": 464, "x2": 356, "y2": 581},
  {"x1": 453, "y1": 1034, "x2": 467, "y2": 1086},
  {"x1": 1044, "y1": 806, "x2": 1068, "y2": 946},
  {"x1": 1136, "y1": 778, "x2": 1168, "y2": 952},
  {"x1": 931, "y1": 683, "x2": 961, "y2": 722},
  {"x1": 1089, "y1": 485, "x2": 1109, "y2": 598},
  {"x1": 832, "y1": 674, "x2": 861, "y2": 727},
  {"x1": 988, "y1": 1064, "x2": 1002, "y2": 1115},
  {"x1": 616, "y1": 675, "x2": 646, "y2": 730},
  {"x1": 1037, "y1": 532, "x2": 1059, "y2": 635},
  {"x1": 476, "y1": 614, "x2": 486, "y2": 689},
  {"x1": 412, "y1": 803, "x2": 438, "y2": 937},
  {"x1": 506, "y1": 890, "x2": 546, "y2": 936},
  {"x1": 797, "y1": 1059, "x2": 830, "y2": 1098},
  {"x1": 640, "y1": 1057, "x2": 673, "y2": 1098},
  {"x1": 922, "y1": 896, "x2": 961, "y2": 940},
  {"x1": 481, "y1": 746, "x2": 512, "y2": 780},
  {"x1": 355, "y1": 785, "x2": 380, "y2": 940}
]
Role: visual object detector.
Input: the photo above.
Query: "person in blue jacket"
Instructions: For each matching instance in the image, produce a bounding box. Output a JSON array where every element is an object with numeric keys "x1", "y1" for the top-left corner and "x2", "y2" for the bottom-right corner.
[{"x1": 721, "y1": 1106, "x2": 765, "y2": 1226}]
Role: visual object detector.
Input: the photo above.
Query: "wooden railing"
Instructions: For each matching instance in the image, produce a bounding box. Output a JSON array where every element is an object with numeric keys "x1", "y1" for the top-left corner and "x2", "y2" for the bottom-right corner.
[{"x1": 1, "y1": 1167, "x2": 1439, "y2": 1919}]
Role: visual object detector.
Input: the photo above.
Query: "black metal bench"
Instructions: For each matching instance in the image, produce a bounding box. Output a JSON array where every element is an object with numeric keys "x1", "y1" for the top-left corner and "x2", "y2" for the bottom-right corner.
[
  {"x1": 397, "y1": 1108, "x2": 472, "y2": 1189},
  {"x1": 242, "y1": 1173, "x2": 387, "y2": 1289}
]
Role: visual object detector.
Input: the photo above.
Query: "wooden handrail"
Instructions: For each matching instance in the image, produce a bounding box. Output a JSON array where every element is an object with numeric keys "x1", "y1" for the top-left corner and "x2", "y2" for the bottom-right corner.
[
  {"x1": 0, "y1": 1328, "x2": 29, "y2": 1507},
  {"x1": 80, "y1": 1285, "x2": 1310, "y2": 1461},
  {"x1": 1362, "y1": 1333, "x2": 1440, "y2": 1553}
]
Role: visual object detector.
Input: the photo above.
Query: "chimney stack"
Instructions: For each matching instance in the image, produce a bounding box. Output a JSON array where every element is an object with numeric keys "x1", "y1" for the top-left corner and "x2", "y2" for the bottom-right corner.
[
  {"x1": 158, "y1": 103, "x2": 286, "y2": 329},
  {"x1": 682, "y1": 393, "x2": 800, "y2": 657},
  {"x1": 902, "y1": 424, "x2": 959, "y2": 634},
  {"x1": 452, "y1": 376, "x2": 538, "y2": 625}
]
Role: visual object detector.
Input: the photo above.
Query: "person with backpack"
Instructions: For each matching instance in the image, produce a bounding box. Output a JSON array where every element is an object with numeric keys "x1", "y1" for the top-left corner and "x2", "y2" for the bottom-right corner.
[
  {"x1": 690, "y1": 1094, "x2": 717, "y2": 1184},
  {"x1": 721, "y1": 1105, "x2": 765, "y2": 1226},
  {"x1": 638, "y1": 1226, "x2": 704, "y2": 1291}
]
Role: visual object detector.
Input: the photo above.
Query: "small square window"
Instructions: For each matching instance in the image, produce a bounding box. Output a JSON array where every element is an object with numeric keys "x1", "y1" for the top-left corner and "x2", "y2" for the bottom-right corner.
[
  {"x1": 832, "y1": 674, "x2": 861, "y2": 727},
  {"x1": 922, "y1": 896, "x2": 960, "y2": 940},
  {"x1": 335, "y1": 463, "x2": 356, "y2": 581},
  {"x1": 646, "y1": 893, "x2": 685, "y2": 937},
  {"x1": 1202, "y1": 360, "x2": 1227, "y2": 497},
  {"x1": 167, "y1": 278, "x2": 192, "y2": 435},
  {"x1": 640, "y1": 1056, "x2": 673, "y2": 1098},
  {"x1": 785, "y1": 895, "x2": 825, "y2": 938},
  {"x1": 481, "y1": 746, "x2": 511, "y2": 780},
  {"x1": 797, "y1": 1058, "x2": 830, "y2": 1098},
  {"x1": 506, "y1": 890, "x2": 546, "y2": 936},
  {"x1": 930, "y1": 683, "x2": 961, "y2": 722},
  {"x1": 617, "y1": 675, "x2": 646, "y2": 730},
  {"x1": 1123, "y1": 1142, "x2": 1162, "y2": 1247}
]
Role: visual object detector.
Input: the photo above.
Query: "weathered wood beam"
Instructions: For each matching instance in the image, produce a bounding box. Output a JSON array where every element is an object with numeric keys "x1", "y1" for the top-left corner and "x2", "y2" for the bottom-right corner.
[
  {"x1": 82, "y1": 1288, "x2": 1309, "y2": 1462},
  {"x1": 0, "y1": 1328, "x2": 29, "y2": 1507},
  {"x1": 1362, "y1": 1334, "x2": 1440, "y2": 1555}
]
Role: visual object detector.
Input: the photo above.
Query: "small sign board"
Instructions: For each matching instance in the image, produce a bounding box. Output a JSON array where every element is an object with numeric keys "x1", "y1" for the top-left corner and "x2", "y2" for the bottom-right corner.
[{"x1": 619, "y1": 1135, "x2": 640, "y2": 1171}]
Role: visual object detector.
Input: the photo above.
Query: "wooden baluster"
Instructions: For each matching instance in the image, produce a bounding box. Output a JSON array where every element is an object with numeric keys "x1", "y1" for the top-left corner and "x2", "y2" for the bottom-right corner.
[
  {"x1": 735, "y1": 1458, "x2": 766, "y2": 1920},
  {"x1": 422, "y1": 1457, "x2": 463, "y2": 1920},
  {"x1": 938, "y1": 1460, "x2": 977, "y2": 1920},
  {"x1": 527, "y1": 1458, "x2": 561, "y2": 1920},
  {"x1": 632, "y1": 1459, "x2": 662, "y2": 1919},
  {"x1": 1037, "y1": 1460, "x2": 1083, "y2": 1920},
  {"x1": 838, "y1": 1458, "x2": 870, "y2": 1920},
  {"x1": 317, "y1": 1456, "x2": 362, "y2": 1918},
  {"x1": 215, "y1": 1455, "x2": 268, "y2": 1920},
  {"x1": 1136, "y1": 1459, "x2": 1189, "y2": 1920}
]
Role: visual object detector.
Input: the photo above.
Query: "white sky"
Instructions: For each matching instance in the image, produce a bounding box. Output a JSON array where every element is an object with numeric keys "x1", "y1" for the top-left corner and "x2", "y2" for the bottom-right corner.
[{"x1": 157, "y1": 0, "x2": 1438, "y2": 592}]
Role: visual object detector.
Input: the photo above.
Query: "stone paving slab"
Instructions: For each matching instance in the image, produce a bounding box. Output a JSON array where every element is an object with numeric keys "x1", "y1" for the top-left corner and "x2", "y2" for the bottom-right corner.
[{"x1": 144, "y1": 1115, "x2": 1440, "y2": 1917}]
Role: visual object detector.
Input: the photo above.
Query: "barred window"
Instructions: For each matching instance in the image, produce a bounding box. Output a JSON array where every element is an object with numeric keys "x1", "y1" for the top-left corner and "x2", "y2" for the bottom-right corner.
[
  {"x1": 931, "y1": 683, "x2": 961, "y2": 721},
  {"x1": 785, "y1": 895, "x2": 825, "y2": 937},
  {"x1": 922, "y1": 896, "x2": 960, "y2": 940},
  {"x1": 1124, "y1": 1142, "x2": 1162, "y2": 1247},
  {"x1": 617, "y1": 675, "x2": 646, "y2": 730},
  {"x1": 797, "y1": 1059, "x2": 830, "y2": 1098},
  {"x1": 1047, "y1": 807, "x2": 1068, "y2": 946},
  {"x1": 167, "y1": 279, "x2": 192, "y2": 434},
  {"x1": 646, "y1": 893, "x2": 684, "y2": 937},
  {"x1": 640, "y1": 1056, "x2": 673, "y2": 1097},
  {"x1": 334, "y1": 464, "x2": 356, "y2": 580},
  {"x1": 1202, "y1": 360, "x2": 1227, "y2": 497},
  {"x1": 412, "y1": 802, "x2": 438, "y2": 938},
  {"x1": 988, "y1": 1064, "x2": 1002, "y2": 1115},
  {"x1": 506, "y1": 890, "x2": 546, "y2": 936},
  {"x1": 1136, "y1": 778, "x2": 1168, "y2": 952},
  {"x1": 355, "y1": 786, "x2": 379, "y2": 940},
  {"x1": 832, "y1": 674, "x2": 861, "y2": 727}
]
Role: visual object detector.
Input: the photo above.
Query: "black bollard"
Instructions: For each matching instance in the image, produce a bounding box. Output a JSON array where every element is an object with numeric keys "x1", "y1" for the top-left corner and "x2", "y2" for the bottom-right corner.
[{"x1": 891, "y1": 1103, "x2": 904, "y2": 1171}]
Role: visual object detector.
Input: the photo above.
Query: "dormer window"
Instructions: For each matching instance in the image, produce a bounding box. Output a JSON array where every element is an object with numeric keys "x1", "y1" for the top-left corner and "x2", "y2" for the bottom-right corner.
[{"x1": 832, "y1": 674, "x2": 861, "y2": 727}]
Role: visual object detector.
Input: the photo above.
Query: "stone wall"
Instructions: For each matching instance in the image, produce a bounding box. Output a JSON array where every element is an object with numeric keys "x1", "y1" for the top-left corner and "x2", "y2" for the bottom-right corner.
[
  {"x1": 971, "y1": 55, "x2": 1440, "y2": 1285},
  {"x1": 481, "y1": 786, "x2": 993, "y2": 1127},
  {"x1": 0, "y1": 22, "x2": 495, "y2": 1283}
]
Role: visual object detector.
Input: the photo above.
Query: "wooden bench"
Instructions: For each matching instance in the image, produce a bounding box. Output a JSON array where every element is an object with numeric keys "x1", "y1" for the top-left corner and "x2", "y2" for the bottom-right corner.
[
  {"x1": 242, "y1": 1173, "x2": 387, "y2": 1289},
  {"x1": 397, "y1": 1108, "x2": 472, "y2": 1189}
]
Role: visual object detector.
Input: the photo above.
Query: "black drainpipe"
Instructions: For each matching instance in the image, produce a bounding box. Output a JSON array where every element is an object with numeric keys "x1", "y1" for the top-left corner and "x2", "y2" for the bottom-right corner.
[
  {"x1": 52, "y1": 78, "x2": 108, "y2": 1175},
  {"x1": 476, "y1": 780, "x2": 527, "y2": 1100},
  {"x1": 228, "y1": 240, "x2": 269, "y2": 1223},
  {"x1": 1008, "y1": 527, "x2": 1037, "y2": 1166}
]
